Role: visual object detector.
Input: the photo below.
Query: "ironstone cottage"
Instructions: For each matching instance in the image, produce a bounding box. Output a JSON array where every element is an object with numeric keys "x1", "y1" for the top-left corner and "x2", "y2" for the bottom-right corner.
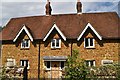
[{"x1": 0, "y1": 0, "x2": 120, "y2": 79}]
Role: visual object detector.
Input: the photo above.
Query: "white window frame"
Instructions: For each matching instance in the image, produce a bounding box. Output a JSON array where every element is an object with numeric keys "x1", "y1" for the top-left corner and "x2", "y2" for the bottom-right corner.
[
  {"x1": 51, "y1": 39, "x2": 61, "y2": 49},
  {"x1": 45, "y1": 61, "x2": 51, "y2": 70},
  {"x1": 84, "y1": 38, "x2": 95, "y2": 48},
  {"x1": 20, "y1": 60, "x2": 30, "y2": 69},
  {"x1": 21, "y1": 39, "x2": 30, "y2": 49},
  {"x1": 85, "y1": 60, "x2": 95, "y2": 67},
  {"x1": 101, "y1": 60, "x2": 113, "y2": 65},
  {"x1": 59, "y1": 61, "x2": 65, "y2": 70}
]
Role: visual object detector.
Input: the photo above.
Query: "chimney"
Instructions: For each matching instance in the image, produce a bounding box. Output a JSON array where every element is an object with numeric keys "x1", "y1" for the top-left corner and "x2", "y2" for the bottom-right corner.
[
  {"x1": 76, "y1": 0, "x2": 82, "y2": 14},
  {"x1": 45, "y1": 0, "x2": 52, "y2": 16}
]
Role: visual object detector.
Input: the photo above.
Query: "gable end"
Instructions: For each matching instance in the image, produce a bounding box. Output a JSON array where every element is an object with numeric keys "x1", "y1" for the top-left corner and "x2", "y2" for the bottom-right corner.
[
  {"x1": 13, "y1": 25, "x2": 33, "y2": 42},
  {"x1": 77, "y1": 23, "x2": 102, "y2": 41},
  {"x1": 43, "y1": 23, "x2": 66, "y2": 41}
]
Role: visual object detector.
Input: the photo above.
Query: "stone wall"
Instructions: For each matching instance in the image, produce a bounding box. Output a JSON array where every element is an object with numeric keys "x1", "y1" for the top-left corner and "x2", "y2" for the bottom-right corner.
[{"x1": 1, "y1": 30, "x2": 120, "y2": 78}]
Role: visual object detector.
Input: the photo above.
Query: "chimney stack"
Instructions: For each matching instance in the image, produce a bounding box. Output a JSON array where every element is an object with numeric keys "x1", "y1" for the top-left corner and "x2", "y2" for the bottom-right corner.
[
  {"x1": 45, "y1": 0, "x2": 52, "y2": 16},
  {"x1": 76, "y1": 0, "x2": 82, "y2": 14}
]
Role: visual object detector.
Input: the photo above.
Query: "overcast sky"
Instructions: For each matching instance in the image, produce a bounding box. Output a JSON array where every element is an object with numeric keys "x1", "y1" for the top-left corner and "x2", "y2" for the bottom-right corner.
[{"x1": 1, "y1": 0, "x2": 120, "y2": 27}]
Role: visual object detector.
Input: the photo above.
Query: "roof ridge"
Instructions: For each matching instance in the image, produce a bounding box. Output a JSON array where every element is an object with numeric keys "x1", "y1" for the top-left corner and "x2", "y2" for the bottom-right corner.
[{"x1": 11, "y1": 12, "x2": 117, "y2": 19}]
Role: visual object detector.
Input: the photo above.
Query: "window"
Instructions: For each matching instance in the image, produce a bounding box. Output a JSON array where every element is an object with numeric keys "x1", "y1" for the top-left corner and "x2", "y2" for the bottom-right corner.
[
  {"x1": 21, "y1": 39, "x2": 30, "y2": 48},
  {"x1": 85, "y1": 60, "x2": 95, "y2": 67},
  {"x1": 101, "y1": 60, "x2": 113, "y2": 65},
  {"x1": 51, "y1": 39, "x2": 61, "y2": 49},
  {"x1": 6, "y1": 58, "x2": 16, "y2": 67},
  {"x1": 84, "y1": 38, "x2": 95, "y2": 48},
  {"x1": 20, "y1": 60, "x2": 30, "y2": 69},
  {"x1": 60, "y1": 61, "x2": 65, "y2": 70},
  {"x1": 45, "y1": 61, "x2": 51, "y2": 70}
]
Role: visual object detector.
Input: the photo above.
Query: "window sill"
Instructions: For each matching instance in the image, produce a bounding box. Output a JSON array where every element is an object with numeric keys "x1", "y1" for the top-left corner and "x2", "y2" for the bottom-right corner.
[
  {"x1": 20, "y1": 48, "x2": 30, "y2": 50},
  {"x1": 45, "y1": 69, "x2": 51, "y2": 71},
  {"x1": 20, "y1": 66, "x2": 30, "y2": 70},
  {"x1": 85, "y1": 47, "x2": 95, "y2": 49},
  {"x1": 51, "y1": 47, "x2": 61, "y2": 50},
  {"x1": 59, "y1": 69, "x2": 64, "y2": 71}
]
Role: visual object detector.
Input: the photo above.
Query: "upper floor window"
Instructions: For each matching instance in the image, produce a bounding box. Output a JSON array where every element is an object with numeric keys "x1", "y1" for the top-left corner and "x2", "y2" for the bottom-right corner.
[
  {"x1": 20, "y1": 60, "x2": 30, "y2": 69},
  {"x1": 84, "y1": 38, "x2": 95, "y2": 48},
  {"x1": 51, "y1": 39, "x2": 61, "y2": 49},
  {"x1": 21, "y1": 39, "x2": 30, "y2": 49},
  {"x1": 85, "y1": 60, "x2": 95, "y2": 67}
]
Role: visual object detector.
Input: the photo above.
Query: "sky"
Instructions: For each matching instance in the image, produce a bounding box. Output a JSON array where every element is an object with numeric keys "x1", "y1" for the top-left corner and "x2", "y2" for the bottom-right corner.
[{"x1": 0, "y1": 0, "x2": 120, "y2": 27}]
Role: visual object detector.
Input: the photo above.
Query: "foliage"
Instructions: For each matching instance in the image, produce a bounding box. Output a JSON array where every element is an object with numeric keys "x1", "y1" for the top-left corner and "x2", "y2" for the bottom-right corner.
[
  {"x1": 0, "y1": 66, "x2": 9, "y2": 80},
  {"x1": 87, "y1": 63, "x2": 120, "y2": 79},
  {"x1": 65, "y1": 50, "x2": 89, "y2": 80},
  {"x1": 65, "y1": 49, "x2": 120, "y2": 79},
  {"x1": 0, "y1": 66, "x2": 24, "y2": 80}
]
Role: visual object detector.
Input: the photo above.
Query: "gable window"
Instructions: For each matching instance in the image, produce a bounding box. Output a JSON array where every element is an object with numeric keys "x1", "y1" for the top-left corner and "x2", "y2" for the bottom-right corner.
[
  {"x1": 20, "y1": 60, "x2": 30, "y2": 69},
  {"x1": 21, "y1": 39, "x2": 30, "y2": 48},
  {"x1": 85, "y1": 60, "x2": 95, "y2": 67},
  {"x1": 60, "y1": 61, "x2": 65, "y2": 70},
  {"x1": 45, "y1": 61, "x2": 51, "y2": 70},
  {"x1": 51, "y1": 39, "x2": 61, "y2": 49},
  {"x1": 84, "y1": 38, "x2": 95, "y2": 48},
  {"x1": 101, "y1": 60, "x2": 113, "y2": 65}
]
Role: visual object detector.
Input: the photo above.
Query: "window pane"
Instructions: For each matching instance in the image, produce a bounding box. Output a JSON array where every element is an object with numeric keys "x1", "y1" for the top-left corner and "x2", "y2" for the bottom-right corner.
[
  {"x1": 23, "y1": 42, "x2": 25, "y2": 47},
  {"x1": 25, "y1": 40, "x2": 29, "y2": 47},
  {"x1": 26, "y1": 60, "x2": 28, "y2": 67},
  {"x1": 86, "y1": 61, "x2": 89, "y2": 67},
  {"x1": 85, "y1": 38, "x2": 88, "y2": 47},
  {"x1": 61, "y1": 62, "x2": 64, "y2": 69},
  {"x1": 21, "y1": 39, "x2": 29, "y2": 48},
  {"x1": 47, "y1": 61, "x2": 50, "y2": 68},
  {"x1": 21, "y1": 60, "x2": 24, "y2": 66},
  {"x1": 56, "y1": 39, "x2": 59, "y2": 47},
  {"x1": 90, "y1": 61, "x2": 93, "y2": 66},
  {"x1": 52, "y1": 39, "x2": 55, "y2": 47},
  {"x1": 20, "y1": 60, "x2": 28, "y2": 67},
  {"x1": 22, "y1": 40, "x2": 25, "y2": 47},
  {"x1": 90, "y1": 38, "x2": 93, "y2": 46}
]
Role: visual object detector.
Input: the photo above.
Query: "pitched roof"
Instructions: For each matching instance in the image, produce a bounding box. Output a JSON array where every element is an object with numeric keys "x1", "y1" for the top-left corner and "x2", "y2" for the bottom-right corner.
[{"x1": 1, "y1": 12, "x2": 120, "y2": 41}]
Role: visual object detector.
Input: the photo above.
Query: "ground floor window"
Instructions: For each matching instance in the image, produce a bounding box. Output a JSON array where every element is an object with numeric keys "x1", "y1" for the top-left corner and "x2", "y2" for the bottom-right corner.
[
  {"x1": 20, "y1": 60, "x2": 30, "y2": 69},
  {"x1": 85, "y1": 60, "x2": 95, "y2": 67},
  {"x1": 101, "y1": 60, "x2": 113, "y2": 65},
  {"x1": 60, "y1": 61, "x2": 65, "y2": 70},
  {"x1": 6, "y1": 58, "x2": 16, "y2": 67},
  {"x1": 45, "y1": 61, "x2": 65, "y2": 70},
  {"x1": 45, "y1": 61, "x2": 51, "y2": 70}
]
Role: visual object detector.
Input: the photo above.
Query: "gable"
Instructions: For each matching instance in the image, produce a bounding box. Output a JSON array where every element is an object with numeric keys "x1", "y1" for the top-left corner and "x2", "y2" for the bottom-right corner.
[
  {"x1": 43, "y1": 23, "x2": 66, "y2": 41},
  {"x1": 77, "y1": 23, "x2": 102, "y2": 41},
  {"x1": 13, "y1": 25, "x2": 33, "y2": 42}
]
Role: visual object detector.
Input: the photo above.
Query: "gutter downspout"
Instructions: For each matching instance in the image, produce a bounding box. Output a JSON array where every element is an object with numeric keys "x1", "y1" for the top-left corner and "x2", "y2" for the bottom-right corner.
[
  {"x1": 71, "y1": 41, "x2": 73, "y2": 56},
  {"x1": 38, "y1": 41, "x2": 40, "y2": 80}
]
